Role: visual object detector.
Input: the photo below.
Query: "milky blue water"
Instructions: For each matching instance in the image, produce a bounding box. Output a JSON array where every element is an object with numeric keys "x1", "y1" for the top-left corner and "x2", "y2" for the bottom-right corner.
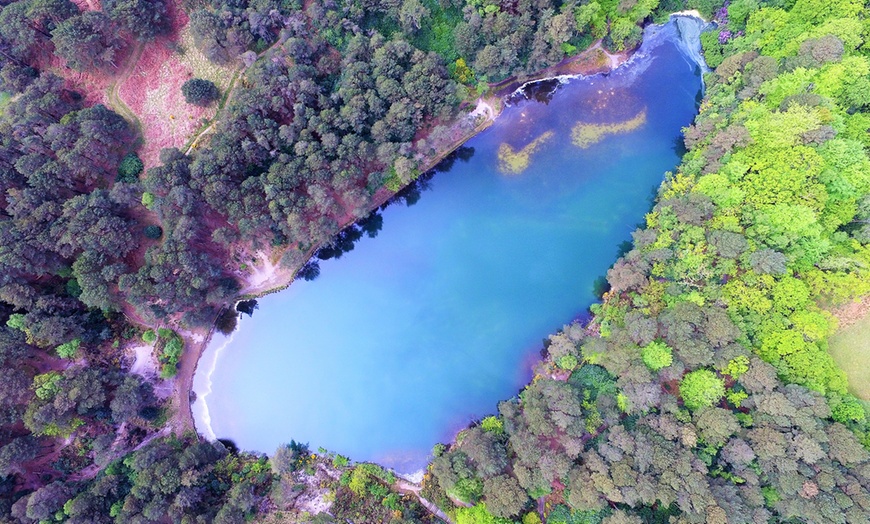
[{"x1": 194, "y1": 19, "x2": 705, "y2": 473}]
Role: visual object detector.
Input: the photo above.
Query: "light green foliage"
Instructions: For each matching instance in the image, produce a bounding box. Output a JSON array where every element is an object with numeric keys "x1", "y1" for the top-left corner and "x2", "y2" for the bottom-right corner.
[
  {"x1": 141, "y1": 191, "x2": 155, "y2": 208},
  {"x1": 332, "y1": 454, "x2": 349, "y2": 468},
  {"x1": 728, "y1": 0, "x2": 758, "y2": 30},
  {"x1": 55, "y1": 338, "x2": 81, "y2": 359},
  {"x1": 608, "y1": 18, "x2": 642, "y2": 51},
  {"x1": 726, "y1": 389, "x2": 749, "y2": 408},
  {"x1": 6, "y1": 313, "x2": 25, "y2": 331},
  {"x1": 556, "y1": 354, "x2": 579, "y2": 370},
  {"x1": 724, "y1": 356, "x2": 750, "y2": 378},
  {"x1": 454, "y1": 476, "x2": 484, "y2": 503},
  {"x1": 758, "y1": 329, "x2": 847, "y2": 394},
  {"x1": 455, "y1": 504, "x2": 513, "y2": 524},
  {"x1": 616, "y1": 392, "x2": 629, "y2": 413},
  {"x1": 831, "y1": 394, "x2": 867, "y2": 423},
  {"x1": 480, "y1": 415, "x2": 504, "y2": 435},
  {"x1": 152, "y1": 328, "x2": 184, "y2": 378},
  {"x1": 761, "y1": 486, "x2": 780, "y2": 506},
  {"x1": 639, "y1": 341, "x2": 673, "y2": 371},
  {"x1": 33, "y1": 372, "x2": 62, "y2": 400},
  {"x1": 142, "y1": 330, "x2": 156, "y2": 343},
  {"x1": 524, "y1": 512, "x2": 543, "y2": 524},
  {"x1": 347, "y1": 466, "x2": 371, "y2": 496},
  {"x1": 679, "y1": 370, "x2": 725, "y2": 410}
]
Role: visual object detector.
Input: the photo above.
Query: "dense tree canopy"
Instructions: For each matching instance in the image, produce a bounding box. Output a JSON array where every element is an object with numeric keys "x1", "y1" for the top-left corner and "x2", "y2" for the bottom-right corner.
[{"x1": 2, "y1": 0, "x2": 870, "y2": 519}]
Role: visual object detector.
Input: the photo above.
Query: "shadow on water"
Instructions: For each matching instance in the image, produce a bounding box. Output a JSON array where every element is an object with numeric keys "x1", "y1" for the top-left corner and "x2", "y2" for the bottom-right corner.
[
  {"x1": 671, "y1": 133, "x2": 688, "y2": 158},
  {"x1": 508, "y1": 78, "x2": 565, "y2": 106},
  {"x1": 236, "y1": 300, "x2": 258, "y2": 316},
  {"x1": 218, "y1": 439, "x2": 239, "y2": 453},
  {"x1": 301, "y1": 146, "x2": 477, "y2": 279}
]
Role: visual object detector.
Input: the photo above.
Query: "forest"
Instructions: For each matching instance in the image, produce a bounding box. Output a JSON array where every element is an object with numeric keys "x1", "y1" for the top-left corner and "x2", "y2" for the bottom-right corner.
[{"x1": 0, "y1": 0, "x2": 869, "y2": 518}]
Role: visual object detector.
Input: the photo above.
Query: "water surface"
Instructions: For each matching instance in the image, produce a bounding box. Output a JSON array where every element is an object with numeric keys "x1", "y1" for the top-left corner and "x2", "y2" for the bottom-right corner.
[{"x1": 194, "y1": 19, "x2": 705, "y2": 473}]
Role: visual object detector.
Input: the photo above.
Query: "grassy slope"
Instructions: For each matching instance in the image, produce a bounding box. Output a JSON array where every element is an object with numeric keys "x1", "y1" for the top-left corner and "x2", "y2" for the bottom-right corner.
[{"x1": 829, "y1": 315, "x2": 870, "y2": 400}]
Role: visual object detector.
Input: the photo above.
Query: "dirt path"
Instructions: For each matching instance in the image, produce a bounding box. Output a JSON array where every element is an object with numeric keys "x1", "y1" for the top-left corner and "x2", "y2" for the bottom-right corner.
[
  {"x1": 589, "y1": 41, "x2": 625, "y2": 70},
  {"x1": 183, "y1": 70, "x2": 240, "y2": 154},
  {"x1": 166, "y1": 325, "x2": 212, "y2": 436},
  {"x1": 395, "y1": 479, "x2": 454, "y2": 524},
  {"x1": 184, "y1": 36, "x2": 286, "y2": 154},
  {"x1": 106, "y1": 43, "x2": 145, "y2": 135}
]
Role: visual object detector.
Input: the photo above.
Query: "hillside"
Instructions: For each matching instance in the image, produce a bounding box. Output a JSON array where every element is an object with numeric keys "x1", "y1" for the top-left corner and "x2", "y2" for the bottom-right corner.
[{"x1": 0, "y1": 0, "x2": 869, "y2": 521}]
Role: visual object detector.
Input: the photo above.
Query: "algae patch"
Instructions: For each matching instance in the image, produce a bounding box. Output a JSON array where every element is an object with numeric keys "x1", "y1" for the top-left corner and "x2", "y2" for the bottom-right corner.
[
  {"x1": 571, "y1": 109, "x2": 647, "y2": 148},
  {"x1": 498, "y1": 131, "x2": 555, "y2": 174}
]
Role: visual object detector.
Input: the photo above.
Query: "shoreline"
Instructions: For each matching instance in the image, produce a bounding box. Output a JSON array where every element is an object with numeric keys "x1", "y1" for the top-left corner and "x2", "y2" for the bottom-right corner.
[{"x1": 169, "y1": 21, "x2": 671, "y2": 440}]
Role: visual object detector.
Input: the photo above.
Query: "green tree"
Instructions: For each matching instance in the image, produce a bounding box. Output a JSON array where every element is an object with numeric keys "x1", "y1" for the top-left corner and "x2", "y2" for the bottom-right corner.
[
  {"x1": 102, "y1": 0, "x2": 168, "y2": 39},
  {"x1": 181, "y1": 78, "x2": 220, "y2": 106},
  {"x1": 55, "y1": 338, "x2": 80, "y2": 359},
  {"x1": 117, "y1": 152, "x2": 144, "y2": 182},
  {"x1": 51, "y1": 12, "x2": 124, "y2": 71},
  {"x1": 639, "y1": 341, "x2": 673, "y2": 371},
  {"x1": 679, "y1": 369, "x2": 725, "y2": 410}
]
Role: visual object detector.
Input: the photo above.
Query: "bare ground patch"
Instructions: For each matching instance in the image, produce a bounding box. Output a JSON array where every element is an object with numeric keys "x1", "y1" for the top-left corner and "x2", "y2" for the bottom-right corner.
[
  {"x1": 114, "y1": 4, "x2": 235, "y2": 167},
  {"x1": 829, "y1": 300, "x2": 870, "y2": 400}
]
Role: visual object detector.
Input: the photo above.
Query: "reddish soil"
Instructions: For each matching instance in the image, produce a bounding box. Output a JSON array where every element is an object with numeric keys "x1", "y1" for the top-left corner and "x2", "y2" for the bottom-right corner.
[
  {"x1": 45, "y1": 0, "x2": 213, "y2": 169},
  {"x1": 39, "y1": 42, "x2": 132, "y2": 107},
  {"x1": 829, "y1": 295, "x2": 870, "y2": 330},
  {"x1": 116, "y1": 6, "x2": 218, "y2": 167}
]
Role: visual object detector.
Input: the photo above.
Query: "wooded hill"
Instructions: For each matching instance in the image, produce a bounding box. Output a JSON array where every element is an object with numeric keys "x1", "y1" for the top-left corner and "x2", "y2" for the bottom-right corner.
[{"x1": 1, "y1": 0, "x2": 870, "y2": 520}]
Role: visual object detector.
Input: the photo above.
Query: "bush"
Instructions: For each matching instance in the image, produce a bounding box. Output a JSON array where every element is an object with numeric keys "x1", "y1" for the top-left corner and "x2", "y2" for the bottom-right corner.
[
  {"x1": 680, "y1": 370, "x2": 726, "y2": 410},
  {"x1": 117, "y1": 153, "x2": 144, "y2": 182},
  {"x1": 556, "y1": 354, "x2": 579, "y2": 370},
  {"x1": 141, "y1": 330, "x2": 157, "y2": 343},
  {"x1": 181, "y1": 78, "x2": 220, "y2": 106},
  {"x1": 141, "y1": 192, "x2": 155, "y2": 208},
  {"x1": 55, "y1": 339, "x2": 81, "y2": 359},
  {"x1": 143, "y1": 225, "x2": 163, "y2": 239},
  {"x1": 640, "y1": 341, "x2": 673, "y2": 371},
  {"x1": 480, "y1": 415, "x2": 504, "y2": 434}
]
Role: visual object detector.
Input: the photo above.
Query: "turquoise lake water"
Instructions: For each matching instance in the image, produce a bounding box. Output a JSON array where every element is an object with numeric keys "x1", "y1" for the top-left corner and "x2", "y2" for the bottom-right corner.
[{"x1": 193, "y1": 19, "x2": 705, "y2": 473}]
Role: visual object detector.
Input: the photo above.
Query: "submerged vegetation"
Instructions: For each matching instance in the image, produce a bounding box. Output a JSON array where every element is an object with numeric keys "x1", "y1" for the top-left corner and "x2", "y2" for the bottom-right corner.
[
  {"x1": 571, "y1": 109, "x2": 648, "y2": 148},
  {"x1": 497, "y1": 132, "x2": 555, "y2": 174}
]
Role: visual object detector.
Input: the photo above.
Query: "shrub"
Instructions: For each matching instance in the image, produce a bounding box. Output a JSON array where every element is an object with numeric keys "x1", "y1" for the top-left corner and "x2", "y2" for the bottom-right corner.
[
  {"x1": 640, "y1": 341, "x2": 673, "y2": 371},
  {"x1": 141, "y1": 330, "x2": 156, "y2": 343},
  {"x1": 680, "y1": 370, "x2": 726, "y2": 410},
  {"x1": 480, "y1": 415, "x2": 504, "y2": 434},
  {"x1": 159, "y1": 362, "x2": 177, "y2": 379},
  {"x1": 141, "y1": 192, "x2": 155, "y2": 208},
  {"x1": 556, "y1": 354, "x2": 579, "y2": 370},
  {"x1": 117, "y1": 153, "x2": 144, "y2": 182},
  {"x1": 56, "y1": 339, "x2": 81, "y2": 359},
  {"x1": 181, "y1": 78, "x2": 220, "y2": 106},
  {"x1": 143, "y1": 225, "x2": 163, "y2": 239}
]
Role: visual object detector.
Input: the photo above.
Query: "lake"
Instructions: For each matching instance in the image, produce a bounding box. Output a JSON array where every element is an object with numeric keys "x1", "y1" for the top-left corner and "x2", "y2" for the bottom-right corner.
[{"x1": 193, "y1": 17, "x2": 706, "y2": 473}]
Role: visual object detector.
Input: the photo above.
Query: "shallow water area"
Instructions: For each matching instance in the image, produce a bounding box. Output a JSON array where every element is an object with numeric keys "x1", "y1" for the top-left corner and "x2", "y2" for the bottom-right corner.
[{"x1": 194, "y1": 18, "x2": 705, "y2": 473}]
